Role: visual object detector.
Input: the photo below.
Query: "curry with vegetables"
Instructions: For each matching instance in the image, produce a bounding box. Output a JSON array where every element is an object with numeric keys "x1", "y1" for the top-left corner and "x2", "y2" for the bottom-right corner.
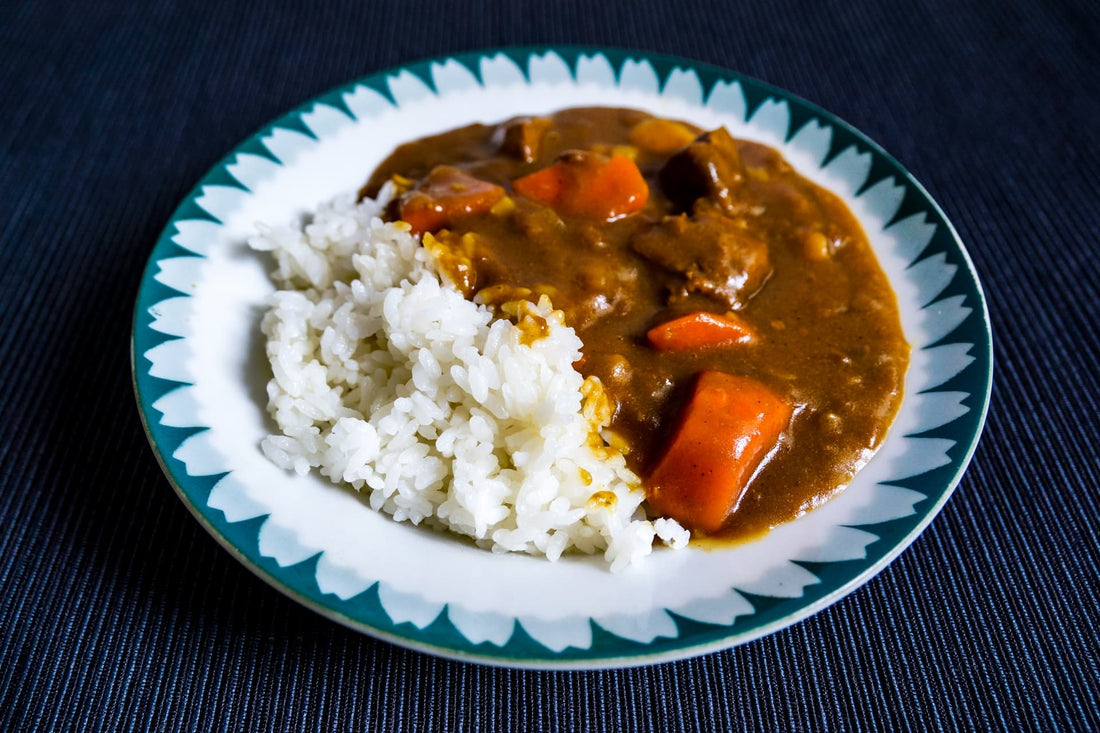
[{"x1": 362, "y1": 107, "x2": 909, "y2": 541}]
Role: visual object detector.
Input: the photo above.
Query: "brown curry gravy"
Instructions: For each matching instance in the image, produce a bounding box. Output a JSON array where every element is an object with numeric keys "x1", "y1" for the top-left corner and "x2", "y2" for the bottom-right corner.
[{"x1": 363, "y1": 107, "x2": 909, "y2": 541}]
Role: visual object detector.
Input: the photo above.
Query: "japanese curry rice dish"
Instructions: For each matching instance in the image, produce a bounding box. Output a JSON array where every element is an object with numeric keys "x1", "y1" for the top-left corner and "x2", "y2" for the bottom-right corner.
[{"x1": 251, "y1": 107, "x2": 909, "y2": 570}]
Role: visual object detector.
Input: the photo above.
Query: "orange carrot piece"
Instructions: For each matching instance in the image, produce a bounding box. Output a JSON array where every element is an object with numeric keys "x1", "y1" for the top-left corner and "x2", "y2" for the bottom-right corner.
[
  {"x1": 399, "y1": 166, "x2": 505, "y2": 234},
  {"x1": 399, "y1": 199, "x2": 448, "y2": 235},
  {"x1": 575, "y1": 154, "x2": 648, "y2": 219},
  {"x1": 512, "y1": 153, "x2": 648, "y2": 220},
  {"x1": 646, "y1": 311, "x2": 758, "y2": 351},
  {"x1": 511, "y1": 163, "x2": 569, "y2": 209},
  {"x1": 646, "y1": 371, "x2": 792, "y2": 533}
]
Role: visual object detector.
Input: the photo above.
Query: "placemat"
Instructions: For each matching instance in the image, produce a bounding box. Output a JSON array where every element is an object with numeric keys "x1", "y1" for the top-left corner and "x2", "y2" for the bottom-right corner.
[{"x1": 2, "y1": 0, "x2": 1097, "y2": 728}]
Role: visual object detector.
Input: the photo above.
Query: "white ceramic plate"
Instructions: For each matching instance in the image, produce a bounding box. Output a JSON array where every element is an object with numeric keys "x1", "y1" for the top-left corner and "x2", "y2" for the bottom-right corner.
[{"x1": 132, "y1": 47, "x2": 993, "y2": 668}]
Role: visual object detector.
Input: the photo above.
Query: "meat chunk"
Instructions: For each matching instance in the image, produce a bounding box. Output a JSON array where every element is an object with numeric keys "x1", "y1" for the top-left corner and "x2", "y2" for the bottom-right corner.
[
  {"x1": 657, "y1": 127, "x2": 746, "y2": 214},
  {"x1": 632, "y1": 208, "x2": 771, "y2": 309},
  {"x1": 496, "y1": 117, "x2": 552, "y2": 163}
]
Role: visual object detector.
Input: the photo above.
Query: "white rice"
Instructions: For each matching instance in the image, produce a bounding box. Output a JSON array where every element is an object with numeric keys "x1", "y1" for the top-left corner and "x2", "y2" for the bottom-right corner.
[{"x1": 249, "y1": 188, "x2": 688, "y2": 570}]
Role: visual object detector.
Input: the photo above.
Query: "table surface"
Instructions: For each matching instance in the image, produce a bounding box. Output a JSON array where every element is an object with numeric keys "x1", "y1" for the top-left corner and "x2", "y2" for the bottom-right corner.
[{"x1": 3, "y1": 0, "x2": 1097, "y2": 729}]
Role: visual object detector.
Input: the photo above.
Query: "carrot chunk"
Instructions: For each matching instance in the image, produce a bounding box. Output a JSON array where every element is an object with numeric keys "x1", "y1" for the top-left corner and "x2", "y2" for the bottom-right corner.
[
  {"x1": 512, "y1": 152, "x2": 648, "y2": 220},
  {"x1": 646, "y1": 371, "x2": 792, "y2": 533},
  {"x1": 511, "y1": 163, "x2": 569, "y2": 209},
  {"x1": 399, "y1": 166, "x2": 505, "y2": 234},
  {"x1": 646, "y1": 311, "x2": 758, "y2": 351}
]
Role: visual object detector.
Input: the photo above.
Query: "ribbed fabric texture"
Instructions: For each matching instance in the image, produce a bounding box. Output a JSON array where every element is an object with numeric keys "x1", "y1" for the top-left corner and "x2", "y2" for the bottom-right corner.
[{"x1": 2, "y1": 0, "x2": 1097, "y2": 729}]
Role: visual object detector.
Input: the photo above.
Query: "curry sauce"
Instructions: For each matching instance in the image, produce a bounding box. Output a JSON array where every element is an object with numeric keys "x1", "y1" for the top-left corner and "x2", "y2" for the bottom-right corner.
[{"x1": 362, "y1": 107, "x2": 909, "y2": 541}]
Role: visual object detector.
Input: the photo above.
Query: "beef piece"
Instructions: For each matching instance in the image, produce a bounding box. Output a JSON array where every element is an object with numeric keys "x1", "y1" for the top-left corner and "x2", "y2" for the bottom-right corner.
[
  {"x1": 632, "y1": 207, "x2": 771, "y2": 309},
  {"x1": 495, "y1": 117, "x2": 552, "y2": 163},
  {"x1": 657, "y1": 127, "x2": 746, "y2": 214}
]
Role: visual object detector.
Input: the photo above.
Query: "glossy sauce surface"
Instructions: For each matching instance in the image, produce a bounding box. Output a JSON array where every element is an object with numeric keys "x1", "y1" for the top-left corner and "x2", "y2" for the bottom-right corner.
[{"x1": 363, "y1": 107, "x2": 909, "y2": 540}]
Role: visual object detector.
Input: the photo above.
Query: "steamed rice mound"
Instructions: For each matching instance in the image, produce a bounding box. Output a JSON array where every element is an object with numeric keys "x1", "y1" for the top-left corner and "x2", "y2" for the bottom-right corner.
[{"x1": 250, "y1": 190, "x2": 687, "y2": 570}]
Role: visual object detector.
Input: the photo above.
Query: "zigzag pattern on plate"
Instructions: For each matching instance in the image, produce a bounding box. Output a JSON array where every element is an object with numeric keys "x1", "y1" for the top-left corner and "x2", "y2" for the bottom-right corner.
[{"x1": 141, "y1": 50, "x2": 978, "y2": 656}]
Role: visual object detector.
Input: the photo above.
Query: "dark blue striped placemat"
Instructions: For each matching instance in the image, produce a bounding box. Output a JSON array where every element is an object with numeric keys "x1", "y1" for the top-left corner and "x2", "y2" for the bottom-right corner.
[{"x1": 2, "y1": 0, "x2": 1097, "y2": 729}]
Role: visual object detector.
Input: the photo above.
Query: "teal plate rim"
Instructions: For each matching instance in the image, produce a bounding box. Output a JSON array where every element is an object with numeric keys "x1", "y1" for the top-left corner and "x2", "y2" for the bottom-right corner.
[{"x1": 131, "y1": 45, "x2": 993, "y2": 669}]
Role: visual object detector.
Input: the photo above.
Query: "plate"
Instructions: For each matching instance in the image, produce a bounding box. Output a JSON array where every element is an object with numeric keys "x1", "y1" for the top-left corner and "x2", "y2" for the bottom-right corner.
[{"x1": 132, "y1": 47, "x2": 992, "y2": 668}]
